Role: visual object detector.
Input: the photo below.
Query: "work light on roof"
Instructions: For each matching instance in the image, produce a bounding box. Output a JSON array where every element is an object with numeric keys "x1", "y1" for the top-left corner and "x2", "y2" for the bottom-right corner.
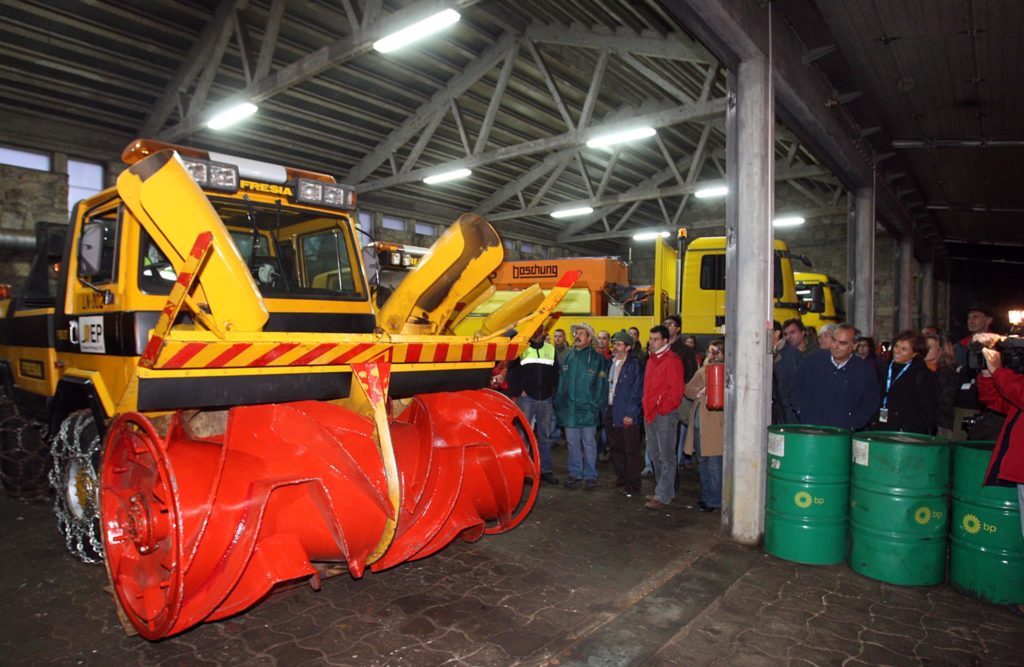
[
  {"x1": 773, "y1": 216, "x2": 806, "y2": 227},
  {"x1": 295, "y1": 178, "x2": 354, "y2": 210},
  {"x1": 181, "y1": 158, "x2": 239, "y2": 193}
]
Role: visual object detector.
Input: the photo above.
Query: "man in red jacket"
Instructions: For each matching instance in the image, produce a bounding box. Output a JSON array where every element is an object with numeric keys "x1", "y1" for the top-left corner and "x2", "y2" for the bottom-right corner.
[
  {"x1": 978, "y1": 341, "x2": 1024, "y2": 539},
  {"x1": 643, "y1": 325, "x2": 684, "y2": 509}
]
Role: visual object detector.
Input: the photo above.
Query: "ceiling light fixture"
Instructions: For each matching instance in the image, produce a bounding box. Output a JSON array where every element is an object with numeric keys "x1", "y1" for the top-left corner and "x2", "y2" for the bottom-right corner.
[
  {"x1": 773, "y1": 216, "x2": 806, "y2": 227},
  {"x1": 633, "y1": 231, "x2": 670, "y2": 241},
  {"x1": 206, "y1": 102, "x2": 258, "y2": 130},
  {"x1": 551, "y1": 206, "x2": 594, "y2": 219},
  {"x1": 373, "y1": 9, "x2": 461, "y2": 53},
  {"x1": 695, "y1": 185, "x2": 729, "y2": 199},
  {"x1": 585, "y1": 126, "x2": 656, "y2": 149},
  {"x1": 423, "y1": 168, "x2": 471, "y2": 184}
]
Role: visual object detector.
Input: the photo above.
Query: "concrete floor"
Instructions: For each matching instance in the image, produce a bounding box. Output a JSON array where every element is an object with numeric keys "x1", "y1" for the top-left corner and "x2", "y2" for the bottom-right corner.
[{"x1": 1, "y1": 450, "x2": 1022, "y2": 666}]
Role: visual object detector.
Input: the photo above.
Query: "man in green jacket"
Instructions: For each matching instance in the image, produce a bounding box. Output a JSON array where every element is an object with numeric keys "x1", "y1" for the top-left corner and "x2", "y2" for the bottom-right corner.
[{"x1": 555, "y1": 322, "x2": 607, "y2": 491}]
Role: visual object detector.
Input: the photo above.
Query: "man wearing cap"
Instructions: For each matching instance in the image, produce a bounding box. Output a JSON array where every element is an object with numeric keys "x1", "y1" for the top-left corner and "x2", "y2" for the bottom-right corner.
[
  {"x1": 605, "y1": 330, "x2": 645, "y2": 496},
  {"x1": 509, "y1": 326, "x2": 560, "y2": 485},
  {"x1": 554, "y1": 322, "x2": 607, "y2": 491},
  {"x1": 954, "y1": 302, "x2": 1002, "y2": 440},
  {"x1": 643, "y1": 325, "x2": 685, "y2": 509}
]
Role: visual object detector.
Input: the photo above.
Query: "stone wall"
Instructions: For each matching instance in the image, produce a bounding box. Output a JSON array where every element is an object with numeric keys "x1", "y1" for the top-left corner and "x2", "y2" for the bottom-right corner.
[{"x1": 0, "y1": 165, "x2": 68, "y2": 289}]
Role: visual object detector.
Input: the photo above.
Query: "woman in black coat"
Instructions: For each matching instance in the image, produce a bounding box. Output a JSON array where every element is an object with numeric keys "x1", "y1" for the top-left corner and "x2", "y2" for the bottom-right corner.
[{"x1": 872, "y1": 330, "x2": 939, "y2": 434}]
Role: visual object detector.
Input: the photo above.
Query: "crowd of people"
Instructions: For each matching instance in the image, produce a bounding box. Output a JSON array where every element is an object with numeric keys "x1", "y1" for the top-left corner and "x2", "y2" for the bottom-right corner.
[
  {"x1": 770, "y1": 301, "x2": 1002, "y2": 441},
  {"x1": 502, "y1": 316, "x2": 719, "y2": 512},
  {"x1": 499, "y1": 301, "x2": 1019, "y2": 521}
]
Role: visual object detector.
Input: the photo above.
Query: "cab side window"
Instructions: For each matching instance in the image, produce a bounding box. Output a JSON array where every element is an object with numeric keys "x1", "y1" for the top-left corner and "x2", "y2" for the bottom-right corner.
[{"x1": 79, "y1": 208, "x2": 120, "y2": 284}]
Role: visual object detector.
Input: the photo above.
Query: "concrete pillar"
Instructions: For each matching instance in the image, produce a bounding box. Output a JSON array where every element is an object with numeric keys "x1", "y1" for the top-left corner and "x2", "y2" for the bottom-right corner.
[
  {"x1": 722, "y1": 56, "x2": 774, "y2": 545},
  {"x1": 898, "y1": 238, "x2": 914, "y2": 332},
  {"x1": 849, "y1": 188, "x2": 875, "y2": 334},
  {"x1": 919, "y1": 260, "x2": 935, "y2": 329}
]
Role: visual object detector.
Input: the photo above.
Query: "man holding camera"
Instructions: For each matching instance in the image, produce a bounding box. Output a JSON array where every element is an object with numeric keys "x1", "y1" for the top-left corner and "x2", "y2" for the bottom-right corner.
[
  {"x1": 976, "y1": 335, "x2": 1024, "y2": 545},
  {"x1": 954, "y1": 302, "x2": 1002, "y2": 440}
]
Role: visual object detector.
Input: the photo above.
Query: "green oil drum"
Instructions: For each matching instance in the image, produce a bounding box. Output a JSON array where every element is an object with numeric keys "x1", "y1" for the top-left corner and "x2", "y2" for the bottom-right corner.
[
  {"x1": 764, "y1": 424, "x2": 852, "y2": 565},
  {"x1": 949, "y1": 441, "x2": 1024, "y2": 604},
  {"x1": 848, "y1": 431, "x2": 950, "y2": 586}
]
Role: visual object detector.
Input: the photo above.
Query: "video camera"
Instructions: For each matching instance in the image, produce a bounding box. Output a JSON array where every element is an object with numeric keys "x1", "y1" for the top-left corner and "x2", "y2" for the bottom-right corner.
[{"x1": 968, "y1": 336, "x2": 1024, "y2": 373}]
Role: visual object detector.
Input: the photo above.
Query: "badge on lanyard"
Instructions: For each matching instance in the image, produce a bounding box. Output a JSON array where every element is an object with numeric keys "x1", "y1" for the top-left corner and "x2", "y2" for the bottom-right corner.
[{"x1": 878, "y1": 407, "x2": 888, "y2": 423}]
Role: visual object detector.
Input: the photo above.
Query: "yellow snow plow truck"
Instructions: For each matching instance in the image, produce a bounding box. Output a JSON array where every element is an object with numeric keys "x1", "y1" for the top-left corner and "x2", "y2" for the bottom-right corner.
[{"x1": 0, "y1": 140, "x2": 574, "y2": 638}]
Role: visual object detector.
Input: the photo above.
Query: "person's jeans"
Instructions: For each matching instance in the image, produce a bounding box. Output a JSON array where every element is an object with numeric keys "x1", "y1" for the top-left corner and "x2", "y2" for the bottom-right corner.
[
  {"x1": 565, "y1": 426, "x2": 598, "y2": 481},
  {"x1": 517, "y1": 395, "x2": 554, "y2": 475},
  {"x1": 692, "y1": 413, "x2": 723, "y2": 508},
  {"x1": 647, "y1": 413, "x2": 677, "y2": 504}
]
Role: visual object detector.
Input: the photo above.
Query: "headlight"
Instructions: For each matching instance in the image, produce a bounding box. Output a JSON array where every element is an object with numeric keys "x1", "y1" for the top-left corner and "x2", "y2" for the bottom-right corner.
[
  {"x1": 295, "y1": 178, "x2": 354, "y2": 210},
  {"x1": 181, "y1": 158, "x2": 238, "y2": 193},
  {"x1": 390, "y1": 252, "x2": 401, "y2": 266}
]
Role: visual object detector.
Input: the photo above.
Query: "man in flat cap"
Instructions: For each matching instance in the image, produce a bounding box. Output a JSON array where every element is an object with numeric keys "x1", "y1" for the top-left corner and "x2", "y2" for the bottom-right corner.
[
  {"x1": 605, "y1": 330, "x2": 645, "y2": 496},
  {"x1": 554, "y1": 322, "x2": 607, "y2": 491}
]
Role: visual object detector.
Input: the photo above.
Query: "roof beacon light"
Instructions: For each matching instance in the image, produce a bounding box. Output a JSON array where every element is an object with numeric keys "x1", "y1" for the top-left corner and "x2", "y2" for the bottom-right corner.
[
  {"x1": 373, "y1": 9, "x2": 460, "y2": 54},
  {"x1": 206, "y1": 102, "x2": 258, "y2": 130},
  {"x1": 695, "y1": 185, "x2": 729, "y2": 199},
  {"x1": 551, "y1": 206, "x2": 594, "y2": 219},
  {"x1": 633, "y1": 231, "x2": 670, "y2": 241},
  {"x1": 586, "y1": 126, "x2": 656, "y2": 149},
  {"x1": 423, "y1": 168, "x2": 472, "y2": 184},
  {"x1": 773, "y1": 216, "x2": 806, "y2": 227}
]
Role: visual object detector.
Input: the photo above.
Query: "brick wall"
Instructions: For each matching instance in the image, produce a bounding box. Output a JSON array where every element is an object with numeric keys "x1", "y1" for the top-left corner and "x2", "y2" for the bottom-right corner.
[{"x1": 0, "y1": 165, "x2": 68, "y2": 289}]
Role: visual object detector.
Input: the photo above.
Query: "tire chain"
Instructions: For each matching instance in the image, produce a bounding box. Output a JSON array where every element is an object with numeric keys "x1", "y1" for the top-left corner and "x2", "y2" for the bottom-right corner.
[
  {"x1": 48, "y1": 410, "x2": 105, "y2": 563},
  {"x1": 0, "y1": 411, "x2": 52, "y2": 499}
]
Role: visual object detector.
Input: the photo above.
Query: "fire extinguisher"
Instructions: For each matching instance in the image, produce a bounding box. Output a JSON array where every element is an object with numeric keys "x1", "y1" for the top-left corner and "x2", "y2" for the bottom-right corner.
[{"x1": 705, "y1": 362, "x2": 724, "y2": 410}]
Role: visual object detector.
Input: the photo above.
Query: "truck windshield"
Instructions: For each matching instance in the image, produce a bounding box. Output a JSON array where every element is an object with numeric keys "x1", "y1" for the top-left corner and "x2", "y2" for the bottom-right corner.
[{"x1": 138, "y1": 198, "x2": 366, "y2": 300}]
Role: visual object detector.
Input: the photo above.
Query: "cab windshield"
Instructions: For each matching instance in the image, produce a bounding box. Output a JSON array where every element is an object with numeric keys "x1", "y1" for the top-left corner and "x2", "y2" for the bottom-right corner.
[{"x1": 139, "y1": 197, "x2": 366, "y2": 300}]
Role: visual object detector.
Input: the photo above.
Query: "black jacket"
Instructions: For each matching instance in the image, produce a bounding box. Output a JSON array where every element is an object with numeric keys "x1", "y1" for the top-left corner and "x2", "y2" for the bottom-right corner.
[{"x1": 872, "y1": 358, "x2": 939, "y2": 434}]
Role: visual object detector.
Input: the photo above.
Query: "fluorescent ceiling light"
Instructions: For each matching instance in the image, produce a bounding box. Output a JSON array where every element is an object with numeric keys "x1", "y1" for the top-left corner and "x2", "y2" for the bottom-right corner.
[
  {"x1": 373, "y1": 9, "x2": 460, "y2": 53},
  {"x1": 585, "y1": 127, "x2": 656, "y2": 149},
  {"x1": 633, "y1": 231, "x2": 670, "y2": 241},
  {"x1": 423, "y1": 168, "x2": 471, "y2": 184},
  {"x1": 206, "y1": 102, "x2": 258, "y2": 130},
  {"x1": 551, "y1": 206, "x2": 594, "y2": 219},
  {"x1": 773, "y1": 216, "x2": 806, "y2": 227},
  {"x1": 695, "y1": 185, "x2": 728, "y2": 199}
]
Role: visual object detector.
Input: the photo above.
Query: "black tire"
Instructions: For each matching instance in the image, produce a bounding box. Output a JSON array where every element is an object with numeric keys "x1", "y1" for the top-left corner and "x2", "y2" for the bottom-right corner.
[
  {"x1": 49, "y1": 409, "x2": 105, "y2": 563},
  {"x1": 0, "y1": 414, "x2": 51, "y2": 499}
]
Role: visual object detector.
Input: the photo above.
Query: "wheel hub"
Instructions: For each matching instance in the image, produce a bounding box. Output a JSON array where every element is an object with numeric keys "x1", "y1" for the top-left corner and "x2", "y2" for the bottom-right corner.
[
  {"x1": 125, "y1": 493, "x2": 170, "y2": 554},
  {"x1": 66, "y1": 458, "x2": 98, "y2": 521}
]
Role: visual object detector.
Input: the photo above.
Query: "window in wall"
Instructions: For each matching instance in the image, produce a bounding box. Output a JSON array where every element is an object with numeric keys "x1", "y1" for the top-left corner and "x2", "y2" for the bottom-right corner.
[
  {"x1": 357, "y1": 211, "x2": 372, "y2": 232},
  {"x1": 0, "y1": 145, "x2": 50, "y2": 171},
  {"x1": 503, "y1": 238, "x2": 514, "y2": 250},
  {"x1": 68, "y1": 159, "x2": 104, "y2": 213},
  {"x1": 382, "y1": 216, "x2": 405, "y2": 231},
  {"x1": 520, "y1": 242, "x2": 534, "y2": 254},
  {"x1": 414, "y1": 222, "x2": 435, "y2": 237}
]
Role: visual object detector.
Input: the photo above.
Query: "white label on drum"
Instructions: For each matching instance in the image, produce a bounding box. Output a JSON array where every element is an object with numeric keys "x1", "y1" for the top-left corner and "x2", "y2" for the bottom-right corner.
[
  {"x1": 770, "y1": 458, "x2": 781, "y2": 469},
  {"x1": 768, "y1": 432, "x2": 785, "y2": 457},
  {"x1": 852, "y1": 439, "x2": 869, "y2": 466}
]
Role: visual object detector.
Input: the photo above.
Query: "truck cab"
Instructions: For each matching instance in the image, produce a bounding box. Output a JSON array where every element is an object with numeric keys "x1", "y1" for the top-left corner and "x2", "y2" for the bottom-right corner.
[
  {"x1": 794, "y1": 272, "x2": 846, "y2": 330},
  {"x1": 680, "y1": 237, "x2": 802, "y2": 335}
]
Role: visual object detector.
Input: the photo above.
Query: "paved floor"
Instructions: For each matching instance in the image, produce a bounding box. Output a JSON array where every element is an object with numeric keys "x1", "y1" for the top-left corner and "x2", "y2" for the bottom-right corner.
[{"x1": 1, "y1": 451, "x2": 1022, "y2": 666}]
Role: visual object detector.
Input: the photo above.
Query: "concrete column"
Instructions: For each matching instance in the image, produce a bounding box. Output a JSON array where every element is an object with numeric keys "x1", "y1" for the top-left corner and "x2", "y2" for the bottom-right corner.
[
  {"x1": 722, "y1": 56, "x2": 774, "y2": 545},
  {"x1": 898, "y1": 238, "x2": 914, "y2": 331},
  {"x1": 919, "y1": 260, "x2": 935, "y2": 329},
  {"x1": 849, "y1": 188, "x2": 875, "y2": 334}
]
